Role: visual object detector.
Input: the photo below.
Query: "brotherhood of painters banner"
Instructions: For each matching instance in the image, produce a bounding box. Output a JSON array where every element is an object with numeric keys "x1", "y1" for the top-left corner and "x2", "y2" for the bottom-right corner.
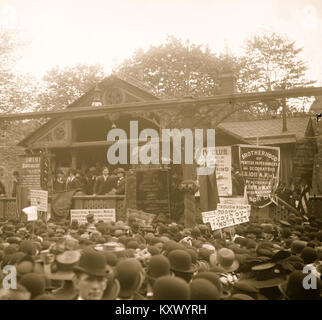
[{"x1": 239, "y1": 145, "x2": 280, "y2": 208}]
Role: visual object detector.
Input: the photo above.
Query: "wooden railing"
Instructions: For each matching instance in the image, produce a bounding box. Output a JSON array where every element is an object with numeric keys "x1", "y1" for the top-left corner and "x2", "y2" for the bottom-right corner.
[{"x1": 0, "y1": 195, "x2": 126, "y2": 221}]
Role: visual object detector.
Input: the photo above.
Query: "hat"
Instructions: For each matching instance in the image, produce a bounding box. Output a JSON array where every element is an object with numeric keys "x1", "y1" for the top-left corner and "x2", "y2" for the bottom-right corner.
[
  {"x1": 168, "y1": 250, "x2": 196, "y2": 274},
  {"x1": 300, "y1": 247, "x2": 318, "y2": 264},
  {"x1": 316, "y1": 246, "x2": 322, "y2": 260},
  {"x1": 19, "y1": 240, "x2": 37, "y2": 256},
  {"x1": 189, "y1": 279, "x2": 220, "y2": 300},
  {"x1": 115, "y1": 168, "x2": 125, "y2": 174},
  {"x1": 20, "y1": 273, "x2": 46, "y2": 299},
  {"x1": 279, "y1": 270, "x2": 322, "y2": 300},
  {"x1": 73, "y1": 249, "x2": 109, "y2": 277},
  {"x1": 16, "y1": 255, "x2": 35, "y2": 275},
  {"x1": 195, "y1": 272, "x2": 223, "y2": 296},
  {"x1": 102, "y1": 252, "x2": 118, "y2": 267},
  {"x1": 115, "y1": 258, "x2": 144, "y2": 298},
  {"x1": 153, "y1": 276, "x2": 190, "y2": 300},
  {"x1": 245, "y1": 262, "x2": 285, "y2": 289},
  {"x1": 291, "y1": 240, "x2": 307, "y2": 255},
  {"x1": 147, "y1": 255, "x2": 171, "y2": 281},
  {"x1": 216, "y1": 248, "x2": 239, "y2": 272}
]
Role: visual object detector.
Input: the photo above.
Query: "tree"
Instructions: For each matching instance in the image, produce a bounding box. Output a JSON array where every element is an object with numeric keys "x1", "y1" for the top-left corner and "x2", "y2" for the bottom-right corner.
[
  {"x1": 37, "y1": 64, "x2": 105, "y2": 111},
  {"x1": 114, "y1": 35, "x2": 224, "y2": 99},
  {"x1": 237, "y1": 30, "x2": 315, "y2": 117},
  {"x1": 0, "y1": 29, "x2": 39, "y2": 114}
]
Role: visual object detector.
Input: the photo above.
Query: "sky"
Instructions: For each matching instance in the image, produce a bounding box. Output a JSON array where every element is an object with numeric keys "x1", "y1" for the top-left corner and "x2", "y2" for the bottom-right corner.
[{"x1": 1, "y1": 0, "x2": 322, "y2": 84}]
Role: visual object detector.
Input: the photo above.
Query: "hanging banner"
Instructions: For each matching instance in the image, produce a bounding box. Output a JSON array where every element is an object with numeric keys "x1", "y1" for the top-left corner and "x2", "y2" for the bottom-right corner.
[
  {"x1": 20, "y1": 156, "x2": 41, "y2": 190},
  {"x1": 239, "y1": 145, "x2": 280, "y2": 208},
  {"x1": 215, "y1": 146, "x2": 232, "y2": 196}
]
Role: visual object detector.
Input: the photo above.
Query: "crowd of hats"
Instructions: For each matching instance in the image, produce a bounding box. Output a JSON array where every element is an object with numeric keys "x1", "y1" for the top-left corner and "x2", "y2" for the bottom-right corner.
[{"x1": 0, "y1": 212, "x2": 321, "y2": 300}]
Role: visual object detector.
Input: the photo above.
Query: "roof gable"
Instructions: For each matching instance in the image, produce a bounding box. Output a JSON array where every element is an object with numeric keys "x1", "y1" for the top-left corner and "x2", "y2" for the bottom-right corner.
[{"x1": 19, "y1": 75, "x2": 159, "y2": 147}]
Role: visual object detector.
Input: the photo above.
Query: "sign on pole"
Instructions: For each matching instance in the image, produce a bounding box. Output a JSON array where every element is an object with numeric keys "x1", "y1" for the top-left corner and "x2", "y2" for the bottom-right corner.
[
  {"x1": 203, "y1": 203, "x2": 251, "y2": 231},
  {"x1": 30, "y1": 190, "x2": 48, "y2": 212},
  {"x1": 22, "y1": 206, "x2": 38, "y2": 221},
  {"x1": 215, "y1": 146, "x2": 232, "y2": 196}
]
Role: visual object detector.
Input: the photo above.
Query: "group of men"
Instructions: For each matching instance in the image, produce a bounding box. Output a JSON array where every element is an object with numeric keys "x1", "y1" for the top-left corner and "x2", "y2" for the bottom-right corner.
[
  {"x1": 53, "y1": 167, "x2": 126, "y2": 195},
  {"x1": 0, "y1": 210, "x2": 321, "y2": 300}
]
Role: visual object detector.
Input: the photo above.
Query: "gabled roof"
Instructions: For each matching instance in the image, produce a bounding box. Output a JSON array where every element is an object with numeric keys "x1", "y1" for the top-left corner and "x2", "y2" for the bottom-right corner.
[
  {"x1": 218, "y1": 116, "x2": 314, "y2": 145},
  {"x1": 18, "y1": 75, "x2": 160, "y2": 147}
]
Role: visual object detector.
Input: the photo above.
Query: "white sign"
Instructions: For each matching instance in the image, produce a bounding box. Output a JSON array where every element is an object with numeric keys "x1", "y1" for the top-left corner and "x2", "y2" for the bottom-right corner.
[
  {"x1": 70, "y1": 209, "x2": 116, "y2": 225},
  {"x1": 201, "y1": 210, "x2": 217, "y2": 224},
  {"x1": 215, "y1": 146, "x2": 232, "y2": 196},
  {"x1": 22, "y1": 206, "x2": 38, "y2": 221},
  {"x1": 30, "y1": 190, "x2": 48, "y2": 212},
  {"x1": 219, "y1": 196, "x2": 248, "y2": 205},
  {"x1": 209, "y1": 203, "x2": 251, "y2": 230}
]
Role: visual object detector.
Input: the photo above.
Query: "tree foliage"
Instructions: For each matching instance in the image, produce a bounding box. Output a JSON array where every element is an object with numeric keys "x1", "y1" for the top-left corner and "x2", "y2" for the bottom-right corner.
[
  {"x1": 37, "y1": 64, "x2": 105, "y2": 111},
  {"x1": 114, "y1": 35, "x2": 224, "y2": 98},
  {"x1": 237, "y1": 31, "x2": 315, "y2": 117}
]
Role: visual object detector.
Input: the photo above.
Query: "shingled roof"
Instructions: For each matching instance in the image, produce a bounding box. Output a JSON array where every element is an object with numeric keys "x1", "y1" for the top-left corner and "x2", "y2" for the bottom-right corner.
[{"x1": 218, "y1": 116, "x2": 314, "y2": 145}]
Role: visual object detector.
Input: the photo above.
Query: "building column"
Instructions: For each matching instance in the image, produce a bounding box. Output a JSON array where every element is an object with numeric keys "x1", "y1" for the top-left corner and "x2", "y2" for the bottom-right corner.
[{"x1": 71, "y1": 150, "x2": 77, "y2": 169}]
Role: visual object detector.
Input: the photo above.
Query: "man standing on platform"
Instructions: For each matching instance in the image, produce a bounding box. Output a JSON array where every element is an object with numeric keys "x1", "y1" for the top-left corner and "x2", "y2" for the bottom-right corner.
[
  {"x1": 93, "y1": 167, "x2": 116, "y2": 195},
  {"x1": 115, "y1": 168, "x2": 126, "y2": 195}
]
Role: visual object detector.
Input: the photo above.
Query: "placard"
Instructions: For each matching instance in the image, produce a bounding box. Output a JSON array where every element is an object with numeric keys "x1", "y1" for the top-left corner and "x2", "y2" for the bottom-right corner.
[
  {"x1": 70, "y1": 209, "x2": 116, "y2": 225},
  {"x1": 22, "y1": 206, "x2": 38, "y2": 221},
  {"x1": 207, "y1": 203, "x2": 251, "y2": 230},
  {"x1": 126, "y1": 208, "x2": 156, "y2": 227},
  {"x1": 30, "y1": 189, "x2": 48, "y2": 212},
  {"x1": 239, "y1": 145, "x2": 280, "y2": 208},
  {"x1": 136, "y1": 169, "x2": 170, "y2": 215},
  {"x1": 20, "y1": 156, "x2": 41, "y2": 189},
  {"x1": 215, "y1": 146, "x2": 232, "y2": 196},
  {"x1": 201, "y1": 210, "x2": 217, "y2": 223}
]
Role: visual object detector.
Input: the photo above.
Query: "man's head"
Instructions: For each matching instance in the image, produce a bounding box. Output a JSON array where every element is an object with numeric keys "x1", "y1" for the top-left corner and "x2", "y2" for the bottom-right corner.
[
  {"x1": 13, "y1": 171, "x2": 19, "y2": 178},
  {"x1": 73, "y1": 272, "x2": 107, "y2": 300},
  {"x1": 72, "y1": 249, "x2": 109, "y2": 300},
  {"x1": 69, "y1": 169, "x2": 76, "y2": 178},
  {"x1": 102, "y1": 167, "x2": 109, "y2": 177},
  {"x1": 116, "y1": 168, "x2": 125, "y2": 179}
]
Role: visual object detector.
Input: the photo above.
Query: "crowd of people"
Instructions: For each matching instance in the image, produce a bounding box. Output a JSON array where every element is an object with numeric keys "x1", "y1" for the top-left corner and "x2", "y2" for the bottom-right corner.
[
  {"x1": 0, "y1": 210, "x2": 321, "y2": 300},
  {"x1": 53, "y1": 166, "x2": 126, "y2": 195}
]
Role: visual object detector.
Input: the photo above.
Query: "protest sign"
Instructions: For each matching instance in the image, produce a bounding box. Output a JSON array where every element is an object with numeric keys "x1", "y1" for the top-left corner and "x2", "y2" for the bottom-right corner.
[
  {"x1": 201, "y1": 210, "x2": 217, "y2": 224},
  {"x1": 22, "y1": 206, "x2": 38, "y2": 221},
  {"x1": 126, "y1": 208, "x2": 156, "y2": 227},
  {"x1": 208, "y1": 203, "x2": 251, "y2": 230},
  {"x1": 215, "y1": 146, "x2": 232, "y2": 196},
  {"x1": 30, "y1": 190, "x2": 48, "y2": 212},
  {"x1": 239, "y1": 145, "x2": 280, "y2": 207},
  {"x1": 70, "y1": 209, "x2": 116, "y2": 225}
]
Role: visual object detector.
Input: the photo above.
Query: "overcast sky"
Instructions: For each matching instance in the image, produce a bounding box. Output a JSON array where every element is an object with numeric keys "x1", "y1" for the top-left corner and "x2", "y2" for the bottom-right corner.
[{"x1": 1, "y1": 0, "x2": 322, "y2": 84}]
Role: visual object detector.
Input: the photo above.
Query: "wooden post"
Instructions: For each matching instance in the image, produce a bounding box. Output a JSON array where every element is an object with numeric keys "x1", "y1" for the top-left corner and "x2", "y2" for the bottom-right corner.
[{"x1": 71, "y1": 150, "x2": 77, "y2": 169}]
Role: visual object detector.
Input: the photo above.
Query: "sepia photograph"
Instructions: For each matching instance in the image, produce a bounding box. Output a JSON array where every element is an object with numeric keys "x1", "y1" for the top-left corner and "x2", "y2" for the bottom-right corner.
[{"x1": 0, "y1": 0, "x2": 321, "y2": 307}]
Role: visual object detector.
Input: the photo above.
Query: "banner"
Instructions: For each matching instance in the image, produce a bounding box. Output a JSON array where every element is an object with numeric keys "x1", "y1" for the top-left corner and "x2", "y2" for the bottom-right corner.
[
  {"x1": 70, "y1": 209, "x2": 116, "y2": 225},
  {"x1": 239, "y1": 145, "x2": 280, "y2": 208},
  {"x1": 30, "y1": 189, "x2": 48, "y2": 212},
  {"x1": 20, "y1": 156, "x2": 41, "y2": 190},
  {"x1": 126, "y1": 208, "x2": 156, "y2": 227},
  {"x1": 201, "y1": 211, "x2": 217, "y2": 224},
  {"x1": 204, "y1": 203, "x2": 250, "y2": 230},
  {"x1": 215, "y1": 146, "x2": 232, "y2": 196}
]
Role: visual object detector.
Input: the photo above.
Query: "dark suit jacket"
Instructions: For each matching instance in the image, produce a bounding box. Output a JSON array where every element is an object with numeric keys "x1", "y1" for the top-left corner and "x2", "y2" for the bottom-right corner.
[
  {"x1": 94, "y1": 175, "x2": 117, "y2": 195},
  {"x1": 115, "y1": 177, "x2": 126, "y2": 195},
  {"x1": 66, "y1": 177, "x2": 82, "y2": 192}
]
